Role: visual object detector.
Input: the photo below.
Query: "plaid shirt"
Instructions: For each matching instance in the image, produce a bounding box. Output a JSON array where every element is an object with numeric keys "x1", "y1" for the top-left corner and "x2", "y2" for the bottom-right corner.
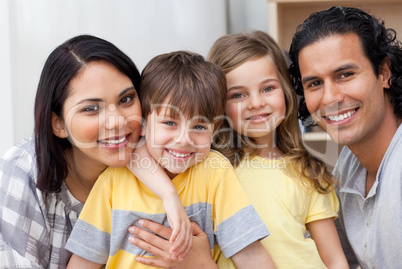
[{"x1": 0, "y1": 138, "x2": 83, "y2": 269}]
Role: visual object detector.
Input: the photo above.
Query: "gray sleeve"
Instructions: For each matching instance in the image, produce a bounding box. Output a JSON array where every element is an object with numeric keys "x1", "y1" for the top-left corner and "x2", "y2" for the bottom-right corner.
[
  {"x1": 65, "y1": 219, "x2": 110, "y2": 265},
  {"x1": 215, "y1": 205, "x2": 269, "y2": 258}
]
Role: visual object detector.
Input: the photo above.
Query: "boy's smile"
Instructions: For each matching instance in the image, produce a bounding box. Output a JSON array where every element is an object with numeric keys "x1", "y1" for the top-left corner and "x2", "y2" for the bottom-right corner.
[{"x1": 143, "y1": 103, "x2": 214, "y2": 179}]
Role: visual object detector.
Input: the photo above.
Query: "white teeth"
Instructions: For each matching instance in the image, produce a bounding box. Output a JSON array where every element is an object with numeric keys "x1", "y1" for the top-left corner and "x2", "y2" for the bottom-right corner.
[
  {"x1": 328, "y1": 110, "x2": 355, "y2": 122},
  {"x1": 168, "y1": 149, "x2": 191, "y2": 158},
  {"x1": 99, "y1": 136, "x2": 126, "y2": 145}
]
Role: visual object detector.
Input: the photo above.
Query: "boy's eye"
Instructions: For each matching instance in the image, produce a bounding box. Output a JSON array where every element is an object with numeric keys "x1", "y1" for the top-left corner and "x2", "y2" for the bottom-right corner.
[
  {"x1": 83, "y1": 105, "x2": 99, "y2": 112},
  {"x1": 164, "y1": 121, "x2": 175, "y2": 126},
  {"x1": 193, "y1": 125, "x2": 207, "y2": 131}
]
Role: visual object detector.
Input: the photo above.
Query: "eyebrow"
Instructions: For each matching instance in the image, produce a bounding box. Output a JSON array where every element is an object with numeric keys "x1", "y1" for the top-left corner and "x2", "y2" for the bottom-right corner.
[
  {"x1": 301, "y1": 63, "x2": 359, "y2": 85},
  {"x1": 119, "y1": 86, "x2": 136, "y2": 97},
  {"x1": 76, "y1": 86, "x2": 136, "y2": 105},
  {"x1": 227, "y1": 78, "x2": 279, "y2": 91}
]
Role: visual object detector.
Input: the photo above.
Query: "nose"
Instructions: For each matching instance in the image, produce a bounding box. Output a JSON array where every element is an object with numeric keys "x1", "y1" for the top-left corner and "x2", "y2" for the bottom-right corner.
[
  {"x1": 173, "y1": 128, "x2": 191, "y2": 146},
  {"x1": 105, "y1": 104, "x2": 126, "y2": 130},
  {"x1": 247, "y1": 93, "x2": 265, "y2": 110},
  {"x1": 321, "y1": 80, "x2": 345, "y2": 107}
]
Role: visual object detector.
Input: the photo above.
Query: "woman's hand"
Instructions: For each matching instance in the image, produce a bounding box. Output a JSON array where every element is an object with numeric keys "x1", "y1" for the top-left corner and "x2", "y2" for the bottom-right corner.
[{"x1": 128, "y1": 219, "x2": 217, "y2": 269}]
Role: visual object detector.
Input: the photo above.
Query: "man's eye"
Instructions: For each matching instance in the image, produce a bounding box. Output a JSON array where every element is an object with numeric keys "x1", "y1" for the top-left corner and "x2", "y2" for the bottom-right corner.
[
  {"x1": 340, "y1": 72, "x2": 353, "y2": 78},
  {"x1": 308, "y1": 81, "x2": 322, "y2": 88}
]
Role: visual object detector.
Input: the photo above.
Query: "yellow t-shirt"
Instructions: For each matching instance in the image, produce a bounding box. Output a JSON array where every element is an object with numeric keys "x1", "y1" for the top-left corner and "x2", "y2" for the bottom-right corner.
[
  {"x1": 217, "y1": 155, "x2": 339, "y2": 269},
  {"x1": 65, "y1": 151, "x2": 269, "y2": 268}
]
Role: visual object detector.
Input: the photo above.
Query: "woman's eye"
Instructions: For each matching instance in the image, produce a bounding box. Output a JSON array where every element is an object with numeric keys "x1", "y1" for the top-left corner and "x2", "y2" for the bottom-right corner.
[
  {"x1": 83, "y1": 105, "x2": 99, "y2": 112},
  {"x1": 120, "y1": 95, "x2": 133, "y2": 104}
]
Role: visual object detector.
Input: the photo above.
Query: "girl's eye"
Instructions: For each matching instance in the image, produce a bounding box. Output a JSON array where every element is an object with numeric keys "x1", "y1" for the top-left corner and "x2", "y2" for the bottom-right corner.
[
  {"x1": 83, "y1": 105, "x2": 99, "y2": 112},
  {"x1": 120, "y1": 95, "x2": 134, "y2": 104},
  {"x1": 231, "y1": 93, "x2": 244, "y2": 99},
  {"x1": 262, "y1": 86, "x2": 273, "y2": 93}
]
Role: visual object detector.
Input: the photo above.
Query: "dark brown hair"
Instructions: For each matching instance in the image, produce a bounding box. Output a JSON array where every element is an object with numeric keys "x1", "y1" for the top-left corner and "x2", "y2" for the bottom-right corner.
[{"x1": 34, "y1": 34, "x2": 141, "y2": 193}]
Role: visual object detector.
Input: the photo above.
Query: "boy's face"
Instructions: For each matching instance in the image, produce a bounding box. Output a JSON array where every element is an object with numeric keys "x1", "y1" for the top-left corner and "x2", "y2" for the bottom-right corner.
[{"x1": 143, "y1": 102, "x2": 214, "y2": 179}]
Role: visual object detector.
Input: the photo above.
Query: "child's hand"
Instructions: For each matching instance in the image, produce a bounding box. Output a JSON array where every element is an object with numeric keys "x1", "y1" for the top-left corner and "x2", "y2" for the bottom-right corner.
[{"x1": 162, "y1": 192, "x2": 192, "y2": 261}]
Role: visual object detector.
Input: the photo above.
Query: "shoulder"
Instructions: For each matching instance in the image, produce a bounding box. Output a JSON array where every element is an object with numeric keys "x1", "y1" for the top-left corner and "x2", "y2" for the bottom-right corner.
[
  {"x1": 333, "y1": 146, "x2": 361, "y2": 182},
  {"x1": 0, "y1": 137, "x2": 37, "y2": 185},
  {"x1": 96, "y1": 166, "x2": 139, "y2": 189},
  {"x1": 196, "y1": 150, "x2": 233, "y2": 170}
]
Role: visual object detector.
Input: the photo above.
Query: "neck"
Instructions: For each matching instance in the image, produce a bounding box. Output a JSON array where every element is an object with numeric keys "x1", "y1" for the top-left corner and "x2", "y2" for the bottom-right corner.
[
  {"x1": 64, "y1": 147, "x2": 108, "y2": 203},
  {"x1": 253, "y1": 133, "x2": 284, "y2": 159},
  {"x1": 349, "y1": 115, "x2": 401, "y2": 184}
]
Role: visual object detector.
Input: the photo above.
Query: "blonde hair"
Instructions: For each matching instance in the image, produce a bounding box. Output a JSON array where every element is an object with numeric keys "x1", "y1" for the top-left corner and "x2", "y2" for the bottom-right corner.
[{"x1": 207, "y1": 31, "x2": 336, "y2": 193}]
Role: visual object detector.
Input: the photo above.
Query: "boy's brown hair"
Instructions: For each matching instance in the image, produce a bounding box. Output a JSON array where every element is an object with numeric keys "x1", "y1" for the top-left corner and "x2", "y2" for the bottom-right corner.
[{"x1": 140, "y1": 51, "x2": 226, "y2": 130}]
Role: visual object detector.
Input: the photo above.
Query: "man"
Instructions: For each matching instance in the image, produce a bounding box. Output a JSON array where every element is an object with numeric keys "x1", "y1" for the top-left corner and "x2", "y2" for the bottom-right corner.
[{"x1": 288, "y1": 6, "x2": 402, "y2": 268}]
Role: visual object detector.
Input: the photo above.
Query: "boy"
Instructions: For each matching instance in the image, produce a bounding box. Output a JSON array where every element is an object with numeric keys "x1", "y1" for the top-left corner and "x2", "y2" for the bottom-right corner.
[{"x1": 65, "y1": 51, "x2": 274, "y2": 268}]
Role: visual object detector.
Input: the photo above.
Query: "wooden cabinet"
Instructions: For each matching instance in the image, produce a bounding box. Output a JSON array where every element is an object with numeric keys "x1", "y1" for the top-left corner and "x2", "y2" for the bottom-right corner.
[{"x1": 267, "y1": 0, "x2": 402, "y2": 51}]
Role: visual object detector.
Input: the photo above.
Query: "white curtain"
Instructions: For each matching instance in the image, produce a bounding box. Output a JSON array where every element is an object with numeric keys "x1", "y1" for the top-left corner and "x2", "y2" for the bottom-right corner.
[{"x1": 1, "y1": 0, "x2": 227, "y2": 154}]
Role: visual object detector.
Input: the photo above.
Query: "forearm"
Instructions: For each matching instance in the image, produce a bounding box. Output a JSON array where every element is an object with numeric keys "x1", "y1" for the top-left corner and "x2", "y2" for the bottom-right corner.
[
  {"x1": 308, "y1": 218, "x2": 348, "y2": 269},
  {"x1": 127, "y1": 139, "x2": 175, "y2": 200},
  {"x1": 231, "y1": 241, "x2": 276, "y2": 269},
  {"x1": 66, "y1": 254, "x2": 103, "y2": 269}
]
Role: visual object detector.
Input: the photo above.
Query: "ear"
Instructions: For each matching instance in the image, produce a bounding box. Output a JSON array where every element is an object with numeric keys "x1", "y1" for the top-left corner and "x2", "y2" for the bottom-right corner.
[
  {"x1": 51, "y1": 112, "x2": 68, "y2": 138},
  {"x1": 379, "y1": 57, "x2": 392, "y2": 89}
]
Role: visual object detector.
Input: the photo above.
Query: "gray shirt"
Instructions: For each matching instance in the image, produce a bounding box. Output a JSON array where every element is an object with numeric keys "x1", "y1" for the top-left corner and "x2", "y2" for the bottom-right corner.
[{"x1": 334, "y1": 124, "x2": 402, "y2": 269}]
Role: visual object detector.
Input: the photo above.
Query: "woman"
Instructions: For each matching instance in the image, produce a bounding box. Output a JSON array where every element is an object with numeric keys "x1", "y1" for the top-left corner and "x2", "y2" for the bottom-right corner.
[{"x1": 0, "y1": 34, "x2": 142, "y2": 268}]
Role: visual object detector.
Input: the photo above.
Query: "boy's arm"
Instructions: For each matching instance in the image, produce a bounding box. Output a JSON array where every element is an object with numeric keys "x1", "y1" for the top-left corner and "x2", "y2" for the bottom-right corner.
[
  {"x1": 307, "y1": 218, "x2": 348, "y2": 269},
  {"x1": 231, "y1": 241, "x2": 276, "y2": 269},
  {"x1": 127, "y1": 138, "x2": 192, "y2": 260},
  {"x1": 67, "y1": 254, "x2": 103, "y2": 269}
]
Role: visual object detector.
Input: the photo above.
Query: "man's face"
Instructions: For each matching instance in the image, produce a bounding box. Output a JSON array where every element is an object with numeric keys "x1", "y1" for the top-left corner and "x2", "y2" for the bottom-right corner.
[{"x1": 298, "y1": 33, "x2": 392, "y2": 148}]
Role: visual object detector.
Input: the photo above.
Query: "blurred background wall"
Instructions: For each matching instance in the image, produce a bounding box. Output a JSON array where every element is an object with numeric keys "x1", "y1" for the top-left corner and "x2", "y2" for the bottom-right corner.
[{"x1": 0, "y1": 0, "x2": 268, "y2": 155}]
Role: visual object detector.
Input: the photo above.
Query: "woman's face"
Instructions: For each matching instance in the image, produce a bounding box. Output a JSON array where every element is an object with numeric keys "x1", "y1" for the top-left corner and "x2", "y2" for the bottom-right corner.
[{"x1": 53, "y1": 61, "x2": 142, "y2": 169}]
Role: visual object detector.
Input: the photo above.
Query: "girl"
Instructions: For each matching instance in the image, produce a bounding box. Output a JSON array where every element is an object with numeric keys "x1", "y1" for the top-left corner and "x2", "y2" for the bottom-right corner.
[{"x1": 207, "y1": 31, "x2": 348, "y2": 268}]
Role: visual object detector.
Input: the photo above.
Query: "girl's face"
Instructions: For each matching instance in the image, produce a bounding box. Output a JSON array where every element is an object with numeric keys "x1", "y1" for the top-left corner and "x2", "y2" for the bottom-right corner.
[
  {"x1": 225, "y1": 55, "x2": 286, "y2": 146},
  {"x1": 52, "y1": 61, "x2": 142, "y2": 169}
]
